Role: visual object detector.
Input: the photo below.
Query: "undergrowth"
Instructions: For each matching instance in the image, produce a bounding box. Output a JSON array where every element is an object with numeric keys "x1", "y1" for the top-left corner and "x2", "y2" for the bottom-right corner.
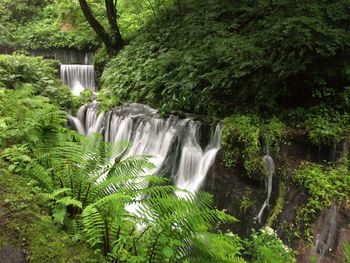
[
  {"x1": 221, "y1": 115, "x2": 285, "y2": 176},
  {"x1": 0, "y1": 161, "x2": 104, "y2": 263},
  {"x1": 293, "y1": 162, "x2": 350, "y2": 241}
]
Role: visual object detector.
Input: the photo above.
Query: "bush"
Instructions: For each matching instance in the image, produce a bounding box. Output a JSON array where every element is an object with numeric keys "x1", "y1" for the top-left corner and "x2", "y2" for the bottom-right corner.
[
  {"x1": 294, "y1": 162, "x2": 350, "y2": 240},
  {"x1": 246, "y1": 227, "x2": 295, "y2": 263},
  {"x1": 221, "y1": 115, "x2": 285, "y2": 175},
  {"x1": 101, "y1": 0, "x2": 350, "y2": 116},
  {"x1": 0, "y1": 54, "x2": 74, "y2": 108}
]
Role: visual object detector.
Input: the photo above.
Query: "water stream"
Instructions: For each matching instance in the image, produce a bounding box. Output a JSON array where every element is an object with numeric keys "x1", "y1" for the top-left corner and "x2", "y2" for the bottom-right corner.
[
  {"x1": 60, "y1": 64, "x2": 96, "y2": 95},
  {"x1": 314, "y1": 201, "x2": 338, "y2": 262},
  {"x1": 255, "y1": 154, "x2": 275, "y2": 223},
  {"x1": 69, "y1": 102, "x2": 222, "y2": 194}
]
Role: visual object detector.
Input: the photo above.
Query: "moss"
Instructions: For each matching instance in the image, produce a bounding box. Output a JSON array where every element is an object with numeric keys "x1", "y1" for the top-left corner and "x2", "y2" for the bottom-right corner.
[
  {"x1": 293, "y1": 162, "x2": 350, "y2": 241},
  {"x1": 239, "y1": 190, "x2": 256, "y2": 213},
  {"x1": 221, "y1": 114, "x2": 261, "y2": 175},
  {"x1": 221, "y1": 115, "x2": 285, "y2": 176},
  {"x1": 0, "y1": 163, "x2": 104, "y2": 263},
  {"x1": 266, "y1": 183, "x2": 286, "y2": 227},
  {"x1": 26, "y1": 218, "x2": 104, "y2": 263}
]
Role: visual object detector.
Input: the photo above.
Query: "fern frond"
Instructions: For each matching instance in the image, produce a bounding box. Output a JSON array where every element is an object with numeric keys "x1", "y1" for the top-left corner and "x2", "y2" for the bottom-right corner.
[
  {"x1": 57, "y1": 197, "x2": 83, "y2": 209},
  {"x1": 41, "y1": 188, "x2": 71, "y2": 200},
  {"x1": 82, "y1": 205, "x2": 105, "y2": 248},
  {"x1": 29, "y1": 163, "x2": 54, "y2": 190}
]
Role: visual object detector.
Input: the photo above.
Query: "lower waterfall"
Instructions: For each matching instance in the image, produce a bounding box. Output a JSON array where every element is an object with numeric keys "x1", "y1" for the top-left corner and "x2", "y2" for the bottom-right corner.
[{"x1": 69, "y1": 102, "x2": 221, "y2": 193}]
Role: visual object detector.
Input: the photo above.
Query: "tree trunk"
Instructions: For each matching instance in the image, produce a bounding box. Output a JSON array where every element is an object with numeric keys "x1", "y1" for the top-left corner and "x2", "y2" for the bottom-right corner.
[
  {"x1": 105, "y1": 0, "x2": 123, "y2": 50},
  {"x1": 79, "y1": 0, "x2": 123, "y2": 55}
]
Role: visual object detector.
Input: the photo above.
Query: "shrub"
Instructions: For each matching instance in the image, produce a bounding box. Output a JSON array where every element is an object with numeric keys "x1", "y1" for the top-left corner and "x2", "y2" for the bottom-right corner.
[
  {"x1": 294, "y1": 162, "x2": 350, "y2": 240},
  {"x1": 0, "y1": 54, "x2": 74, "y2": 108},
  {"x1": 245, "y1": 227, "x2": 295, "y2": 263}
]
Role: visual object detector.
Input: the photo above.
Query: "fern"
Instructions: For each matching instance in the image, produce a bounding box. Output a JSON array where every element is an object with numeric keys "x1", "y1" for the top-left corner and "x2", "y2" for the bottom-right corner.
[
  {"x1": 57, "y1": 196, "x2": 83, "y2": 209},
  {"x1": 82, "y1": 174, "x2": 240, "y2": 262},
  {"x1": 42, "y1": 188, "x2": 72, "y2": 200},
  {"x1": 13, "y1": 111, "x2": 244, "y2": 262},
  {"x1": 52, "y1": 207, "x2": 68, "y2": 225}
]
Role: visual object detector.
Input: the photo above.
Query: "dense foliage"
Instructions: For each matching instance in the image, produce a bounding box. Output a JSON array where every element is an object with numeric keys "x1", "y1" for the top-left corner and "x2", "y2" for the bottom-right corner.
[
  {"x1": 2, "y1": 0, "x2": 350, "y2": 262},
  {"x1": 0, "y1": 0, "x2": 98, "y2": 49},
  {"x1": 0, "y1": 0, "x2": 183, "y2": 50},
  {"x1": 101, "y1": 0, "x2": 350, "y2": 116},
  {"x1": 0, "y1": 54, "x2": 296, "y2": 262},
  {"x1": 221, "y1": 115, "x2": 285, "y2": 175},
  {"x1": 0, "y1": 160, "x2": 104, "y2": 263},
  {"x1": 0, "y1": 54, "x2": 73, "y2": 108},
  {"x1": 293, "y1": 162, "x2": 350, "y2": 241}
]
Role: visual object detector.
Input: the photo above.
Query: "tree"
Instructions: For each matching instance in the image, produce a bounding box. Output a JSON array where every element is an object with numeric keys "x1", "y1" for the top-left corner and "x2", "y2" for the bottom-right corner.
[{"x1": 78, "y1": 0, "x2": 124, "y2": 55}]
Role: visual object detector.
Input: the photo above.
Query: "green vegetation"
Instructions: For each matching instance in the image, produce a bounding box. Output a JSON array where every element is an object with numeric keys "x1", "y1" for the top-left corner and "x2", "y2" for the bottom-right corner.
[
  {"x1": 245, "y1": 227, "x2": 295, "y2": 263},
  {"x1": 266, "y1": 183, "x2": 286, "y2": 228},
  {"x1": 0, "y1": 0, "x2": 98, "y2": 49},
  {"x1": 0, "y1": 0, "x2": 190, "y2": 51},
  {"x1": 0, "y1": 160, "x2": 104, "y2": 263},
  {"x1": 305, "y1": 110, "x2": 350, "y2": 146},
  {"x1": 101, "y1": 0, "x2": 350, "y2": 117},
  {"x1": 294, "y1": 162, "x2": 350, "y2": 241},
  {"x1": 0, "y1": 51, "x2": 296, "y2": 263},
  {"x1": 2, "y1": 0, "x2": 350, "y2": 261},
  {"x1": 221, "y1": 115, "x2": 285, "y2": 175},
  {"x1": 0, "y1": 54, "x2": 73, "y2": 108},
  {"x1": 239, "y1": 190, "x2": 255, "y2": 214},
  {"x1": 221, "y1": 115, "x2": 261, "y2": 174},
  {"x1": 345, "y1": 242, "x2": 350, "y2": 263}
]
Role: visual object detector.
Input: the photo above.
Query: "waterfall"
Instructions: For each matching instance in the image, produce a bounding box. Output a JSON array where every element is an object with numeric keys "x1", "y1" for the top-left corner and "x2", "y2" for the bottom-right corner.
[
  {"x1": 314, "y1": 201, "x2": 337, "y2": 262},
  {"x1": 60, "y1": 65, "x2": 96, "y2": 95},
  {"x1": 69, "y1": 102, "x2": 221, "y2": 194},
  {"x1": 175, "y1": 124, "x2": 222, "y2": 194},
  {"x1": 255, "y1": 154, "x2": 275, "y2": 223}
]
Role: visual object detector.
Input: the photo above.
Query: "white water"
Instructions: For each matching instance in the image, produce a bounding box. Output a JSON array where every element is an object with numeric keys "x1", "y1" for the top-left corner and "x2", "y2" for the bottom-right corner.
[
  {"x1": 175, "y1": 124, "x2": 222, "y2": 194},
  {"x1": 255, "y1": 154, "x2": 275, "y2": 223},
  {"x1": 69, "y1": 103, "x2": 222, "y2": 194},
  {"x1": 314, "y1": 201, "x2": 337, "y2": 261},
  {"x1": 60, "y1": 64, "x2": 96, "y2": 95}
]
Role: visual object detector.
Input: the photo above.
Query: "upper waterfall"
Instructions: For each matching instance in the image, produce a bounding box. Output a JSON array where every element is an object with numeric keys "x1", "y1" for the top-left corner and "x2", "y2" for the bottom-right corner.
[
  {"x1": 60, "y1": 64, "x2": 96, "y2": 95},
  {"x1": 69, "y1": 102, "x2": 221, "y2": 194}
]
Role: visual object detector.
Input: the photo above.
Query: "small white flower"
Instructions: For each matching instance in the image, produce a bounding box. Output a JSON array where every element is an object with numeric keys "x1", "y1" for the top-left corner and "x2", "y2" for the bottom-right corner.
[
  {"x1": 262, "y1": 226, "x2": 276, "y2": 236},
  {"x1": 225, "y1": 231, "x2": 235, "y2": 237}
]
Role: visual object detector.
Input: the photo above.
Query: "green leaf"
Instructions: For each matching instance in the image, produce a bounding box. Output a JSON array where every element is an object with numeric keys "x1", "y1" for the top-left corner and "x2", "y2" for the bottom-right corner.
[{"x1": 162, "y1": 247, "x2": 173, "y2": 258}]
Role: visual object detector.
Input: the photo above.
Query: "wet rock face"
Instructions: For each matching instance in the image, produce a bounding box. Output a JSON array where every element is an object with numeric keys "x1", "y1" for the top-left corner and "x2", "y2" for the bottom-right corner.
[
  {"x1": 206, "y1": 137, "x2": 350, "y2": 262},
  {"x1": 297, "y1": 201, "x2": 350, "y2": 263},
  {"x1": 204, "y1": 150, "x2": 268, "y2": 237},
  {"x1": 205, "y1": 136, "x2": 313, "y2": 239}
]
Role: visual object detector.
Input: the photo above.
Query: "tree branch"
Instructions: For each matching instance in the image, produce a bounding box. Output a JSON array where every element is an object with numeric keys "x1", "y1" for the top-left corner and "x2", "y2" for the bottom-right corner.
[
  {"x1": 78, "y1": 0, "x2": 112, "y2": 52},
  {"x1": 105, "y1": 0, "x2": 124, "y2": 50}
]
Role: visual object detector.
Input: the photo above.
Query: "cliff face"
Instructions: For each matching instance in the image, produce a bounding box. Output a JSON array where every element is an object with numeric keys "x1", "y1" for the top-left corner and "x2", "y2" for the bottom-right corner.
[{"x1": 207, "y1": 135, "x2": 350, "y2": 262}]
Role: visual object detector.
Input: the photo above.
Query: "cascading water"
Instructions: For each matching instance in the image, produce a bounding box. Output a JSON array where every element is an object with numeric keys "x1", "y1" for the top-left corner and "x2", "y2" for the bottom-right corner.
[
  {"x1": 314, "y1": 201, "x2": 338, "y2": 262},
  {"x1": 69, "y1": 102, "x2": 222, "y2": 194},
  {"x1": 60, "y1": 64, "x2": 96, "y2": 95},
  {"x1": 255, "y1": 154, "x2": 275, "y2": 223},
  {"x1": 175, "y1": 124, "x2": 222, "y2": 194}
]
